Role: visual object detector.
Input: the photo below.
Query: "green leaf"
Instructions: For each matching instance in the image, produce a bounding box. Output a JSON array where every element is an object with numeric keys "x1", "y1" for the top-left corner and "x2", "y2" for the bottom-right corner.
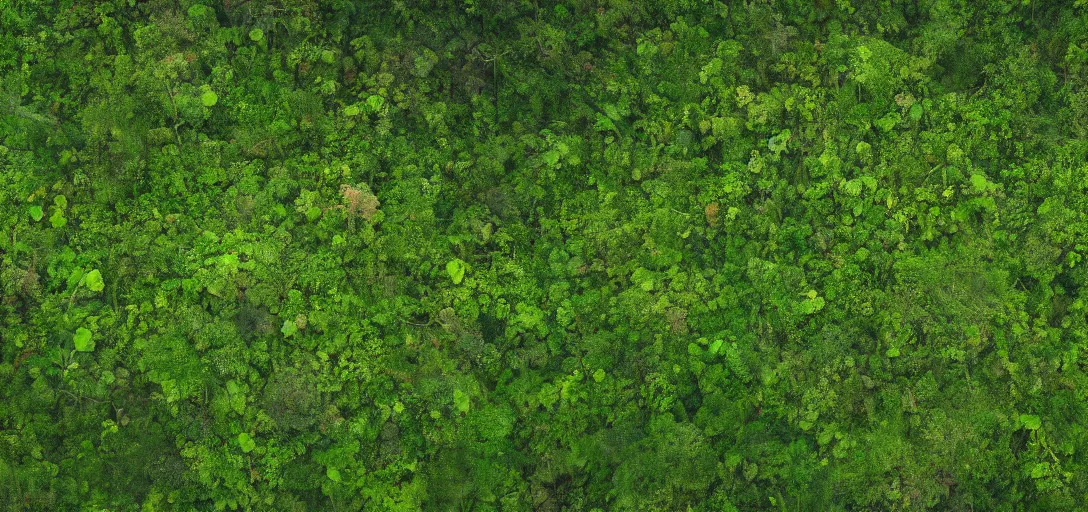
[
  {"x1": 28, "y1": 205, "x2": 43, "y2": 221},
  {"x1": 1020, "y1": 414, "x2": 1041, "y2": 431},
  {"x1": 66, "y1": 269, "x2": 85, "y2": 289},
  {"x1": 238, "y1": 433, "x2": 255, "y2": 453},
  {"x1": 855, "y1": 141, "x2": 872, "y2": 157},
  {"x1": 970, "y1": 174, "x2": 988, "y2": 193},
  {"x1": 49, "y1": 209, "x2": 67, "y2": 228},
  {"x1": 842, "y1": 179, "x2": 863, "y2": 196},
  {"x1": 200, "y1": 90, "x2": 218, "y2": 107},
  {"x1": 602, "y1": 104, "x2": 621, "y2": 121},
  {"x1": 886, "y1": 346, "x2": 901, "y2": 358},
  {"x1": 861, "y1": 176, "x2": 878, "y2": 192},
  {"x1": 909, "y1": 103, "x2": 924, "y2": 121},
  {"x1": 281, "y1": 319, "x2": 298, "y2": 338},
  {"x1": 631, "y1": 268, "x2": 654, "y2": 291},
  {"x1": 366, "y1": 95, "x2": 385, "y2": 112},
  {"x1": 592, "y1": 369, "x2": 606, "y2": 382},
  {"x1": 187, "y1": 4, "x2": 213, "y2": 19},
  {"x1": 327, "y1": 467, "x2": 342, "y2": 482},
  {"x1": 542, "y1": 150, "x2": 561, "y2": 167},
  {"x1": 798, "y1": 296, "x2": 825, "y2": 315},
  {"x1": 84, "y1": 269, "x2": 104, "y2": 292},
  {"x1": 514, "y1": 303, "x2": 545, "y2": 332},
  {"x1": 226, "y1": 380, "x2": 246, "y2": 414},
  {"x1": 446, "y1": 259, "x2": 467, "y2": 284},
  {"x1": 875, "y1": 113, "x2": 899, "y2": 132},
  {"x1": 248, "y1": 28, "x2": 264, "y2": 42},
  {"x1": 453, "y1": 388, "x2": 470, "y2": 413},
  {"x1": 768, "y1": 129, "x2": 791, "y2": 155},
  {"x1": 53, "y1": 195, "x2": 67, "y2": 209},
  {"x1": 73, "y1": 328, "x2": 95, "y2": 352},
  {"x1": 594, "y1": 113, "x2": 617, "y2": 133}
]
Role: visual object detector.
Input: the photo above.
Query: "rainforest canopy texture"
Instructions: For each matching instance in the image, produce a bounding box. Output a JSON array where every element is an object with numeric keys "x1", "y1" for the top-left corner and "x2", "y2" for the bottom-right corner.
[{"x1": 4, "y1": 1, "x2": 1088, "y2": 510}]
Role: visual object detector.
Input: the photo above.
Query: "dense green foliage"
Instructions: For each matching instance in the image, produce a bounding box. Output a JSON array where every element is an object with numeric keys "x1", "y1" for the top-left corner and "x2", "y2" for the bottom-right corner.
[{"x1": 4, "y1": 0, "x2": 1088, "y2": 510}]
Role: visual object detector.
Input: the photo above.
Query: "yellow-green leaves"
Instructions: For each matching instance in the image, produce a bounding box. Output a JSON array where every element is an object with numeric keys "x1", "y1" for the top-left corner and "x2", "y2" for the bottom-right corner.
[
  {"x1": 969, "y1": 173, "x2": 999, "y2": 194},
  {"x1": 1020, "y1": 414, "x2": 1041, "y2": 431},
  {"x1": 238, "y1": 432, "x2": 255, "y2": 453},
  {"x1": 199, "y1": 88, "x2": 218, "y2": 107},
  {"x1": 594, "y1": 112, "x2": 618, "y2": 134},
  {"x1": 797, "y1": 290, "x2": 825, "y2": 315},
  {"x1": 50, "y1": 195, "x2": 68, "y2": 228},
  {"x1": 840, "y1": 176, "x2": 878, "y2": 197},
  {"x1": 513, "y1": 303, "x2": 546, "y2": 334},
  {"x1": 631, "y1": 267, "x2": 654, "y2": 291},
  {"x1": 874, "y1": 112, "x2": 899, "y2": 132},
  {"x1": 735, "y1": 84, "x2": 754, "y2": 106},
  {"x1": 73, "y1": 328, "x2": 94, "y2": 352},
  {"x1": 366, "y1": 95, "x2": 385, "y2": 112},
  {"x1": 281, "y1": 319, "x2": 298, "y2": 338},
  {"x1": 28, "y1": 205, "x2": 43, "y2": 221},
  {"x1": 909, "y1": 102, "x2": 924, "y2": 121},
  {"x1": 186, "y1": 4, "x2": 214, "y2": 20},
  {"x1": 226, "y1": 380, "x2": 246, "y2": 414},
  {"x1": 767, "y1": 129, "x2": 791, "y2": 156},
  {"x1": 446, "y1": 258, "x2": 467, "y2": 284},
  {"x1": 85, "y1": 269, "x2": 104, "y2": 292},
  {"x1": 855, "y1": 141, "x2": 872, "y2": 158},
  {"x1": 453, "y1": 389, "x2": 470, "y2": 414}
]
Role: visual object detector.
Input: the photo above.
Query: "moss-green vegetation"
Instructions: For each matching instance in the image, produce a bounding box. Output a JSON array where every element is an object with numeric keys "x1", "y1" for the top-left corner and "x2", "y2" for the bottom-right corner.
[{"x1": 4, "y1": 1, "x2": 1088, "y2": 510}]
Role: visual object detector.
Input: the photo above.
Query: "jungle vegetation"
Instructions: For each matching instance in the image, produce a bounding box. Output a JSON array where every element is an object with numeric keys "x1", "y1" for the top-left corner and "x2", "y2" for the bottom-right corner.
[{"x1": 4, "y1": 0, "x2": 1088, "y2": 510}]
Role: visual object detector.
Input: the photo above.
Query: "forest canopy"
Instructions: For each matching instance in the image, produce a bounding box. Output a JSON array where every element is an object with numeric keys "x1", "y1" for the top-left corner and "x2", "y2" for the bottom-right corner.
[{"x1": 4, "y1": 0, "x2": 1088, "y2": 510}]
